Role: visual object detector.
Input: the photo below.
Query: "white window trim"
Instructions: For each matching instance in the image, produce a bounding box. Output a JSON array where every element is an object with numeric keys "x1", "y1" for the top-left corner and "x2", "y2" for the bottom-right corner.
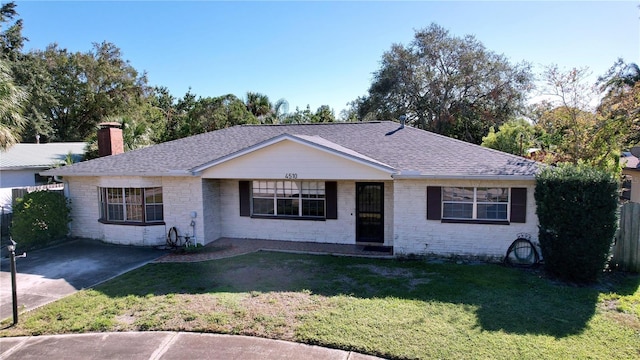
[
  {"x1": 442, "y1": 187, "x2": 510, "y2": 221},
  {"x1": 98, "y1": 187, "x2": 164, "y2": 224},
  {"x1": 251, "y1": 180, "x2": 326, "y2": 218}
]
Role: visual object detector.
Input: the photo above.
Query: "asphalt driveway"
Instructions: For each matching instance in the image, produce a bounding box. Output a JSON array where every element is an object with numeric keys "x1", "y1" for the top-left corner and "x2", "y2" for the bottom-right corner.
[{"x1": 0, "y1": 239, "x2": 168, "y2": 321}]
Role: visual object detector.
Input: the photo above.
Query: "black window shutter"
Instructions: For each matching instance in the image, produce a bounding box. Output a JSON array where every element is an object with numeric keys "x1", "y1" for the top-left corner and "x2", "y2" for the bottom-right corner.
[
  {"x1": 239, "y1": 181, "x2": 250, "y2": 217},
  {"x1": 325, "y1": 181, "x2": 338, "y2": 219},
  {"x1": 510, "y1": 188, "x2": 527, "y2": 223},
  {"x1": 426, "y1": 186, "x2": 442, "y2": 220}
]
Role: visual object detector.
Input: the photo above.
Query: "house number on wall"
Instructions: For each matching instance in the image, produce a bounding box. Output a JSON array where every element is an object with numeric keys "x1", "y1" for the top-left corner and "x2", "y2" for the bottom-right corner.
[{"x1": 285, "y1": 173, "x2": 298, "y2": 179}]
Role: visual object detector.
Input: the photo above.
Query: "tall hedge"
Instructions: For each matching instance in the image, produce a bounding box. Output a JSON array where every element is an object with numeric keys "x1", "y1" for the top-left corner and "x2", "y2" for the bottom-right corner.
[
  {"x1": 11, "y1": 191, "x2": 71, "y2": 249},
  {"x1": 535, "y1": 163, "x2": 618, "y2": 283}
]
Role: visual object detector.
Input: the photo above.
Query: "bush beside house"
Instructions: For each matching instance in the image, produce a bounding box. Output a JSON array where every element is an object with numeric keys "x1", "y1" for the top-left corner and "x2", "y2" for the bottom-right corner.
[
  {"x1": 11, "y1": 191, "x2": 71, "y2": 249},
  {"x1": 535, "y1": 163, "x2": 619, "y2": 283}
]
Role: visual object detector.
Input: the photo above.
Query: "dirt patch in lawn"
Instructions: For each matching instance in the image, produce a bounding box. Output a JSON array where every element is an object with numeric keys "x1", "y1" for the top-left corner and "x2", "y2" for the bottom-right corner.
[
  {"x1": 349, "y1": 264, "x2": 436, "y2": 290},
  {"x1": 111, "y1": 292, "x2": 325, "y2": 341}
]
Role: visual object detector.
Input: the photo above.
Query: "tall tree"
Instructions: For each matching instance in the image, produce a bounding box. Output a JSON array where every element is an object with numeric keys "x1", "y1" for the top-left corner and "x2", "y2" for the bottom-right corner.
[
  {"x1": 0, "y1": 2, "x2": 26, "y2": 62},
  {"x1": 531, "y1": 66, "x2": 600, "y2": 165},
  {"x1": 0, "y1": 59, "x2": 26, "y2": 149},
  {"x1": 17, "y1": 42, "x2": 148, "y2": 142},
  {"x1": 531, "y1": 63, "x2": 634, "y2": 172},
  {"x1": 245, "y1": 92, "x2": 271, "y2": 121},
  {"x1": 354, "y1": 23, "x2": 533, "y2": 144},
  {"x1": 481, "y1": 118, "x2": 537, "y2": 156},
  {"x1": 267, "y1": 98, "x2": 289, "y2": 124},
  {"x1": 177, "y1": 94, "x2": 258, "y2": 137},
  {"x1": 597, "y1": 59, "x2": 640, "y2": 148},
  {"x1": 281, "y1": 104, "x2": 336, "y2": 124},
  {"x1": 314, "y1": 105, "x2": 335, "y2": 123}
]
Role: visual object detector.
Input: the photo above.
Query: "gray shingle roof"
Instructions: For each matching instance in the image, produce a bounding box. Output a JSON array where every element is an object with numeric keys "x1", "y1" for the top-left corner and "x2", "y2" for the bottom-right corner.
[
  {"x1": 42, "y1": 122, "x2": 538, "y2": 179},
  {"x1": 1, "y1": 143, "x2": 86, "y2": 170}
]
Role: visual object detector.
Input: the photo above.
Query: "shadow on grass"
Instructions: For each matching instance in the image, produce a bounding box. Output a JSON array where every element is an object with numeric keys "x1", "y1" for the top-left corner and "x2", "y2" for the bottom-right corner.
[{"x1": 94, "y1": 251, "x2": 639, "y2": 338}]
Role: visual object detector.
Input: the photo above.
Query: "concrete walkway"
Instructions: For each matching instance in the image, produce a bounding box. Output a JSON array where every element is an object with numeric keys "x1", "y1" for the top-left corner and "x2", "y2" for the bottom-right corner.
[
  {"x1": 0, "y1": 332, "x2": 383, "y2": 359},
  {"x1": 155, "y1": 237, "x2": 393, "y2": 263}
]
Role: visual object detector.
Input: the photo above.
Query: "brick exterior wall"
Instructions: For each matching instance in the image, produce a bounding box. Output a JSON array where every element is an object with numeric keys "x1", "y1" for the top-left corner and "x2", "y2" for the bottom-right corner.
[
  {"x1": 65, "y1": 176, "x2": 536, "y2": 259},
  {"x1": 66, "y1": 176, "x2": 204, "y2": 246},
  {"x1": 212, "y1": 180, "x2": 394, "y2": 246},
  {"x1": 392, "y1": 179, "x2": 538, "y2": 259}
]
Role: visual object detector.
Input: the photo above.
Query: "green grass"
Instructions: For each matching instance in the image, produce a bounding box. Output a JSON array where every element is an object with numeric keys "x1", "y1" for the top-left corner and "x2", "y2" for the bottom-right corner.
[{"x1": 1, "y1": 252, "x2": 639, "y2": 359}]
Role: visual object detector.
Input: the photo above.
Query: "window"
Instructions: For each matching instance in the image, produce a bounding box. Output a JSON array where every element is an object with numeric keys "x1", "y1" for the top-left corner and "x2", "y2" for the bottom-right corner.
[
  {"x1": 145, "y1": 187, "x2": 164, "y2": 222},
  {"x1": 34, "y1": 173, "x2": 52, "y2": 185},
  {"x1": 251, "y1": 180, "x2": 325, "y2": 218},
  {"x1": 442, "y1": 187, "x2": 509, "y2": 221},
  {"x1": 98, "y1": 187, "x2": 163, "y2": 224}
]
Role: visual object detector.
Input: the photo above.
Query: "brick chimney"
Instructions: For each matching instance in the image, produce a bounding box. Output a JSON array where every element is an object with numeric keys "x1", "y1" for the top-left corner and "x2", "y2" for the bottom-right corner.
[{"x1": 97, "y1": 122, "x2": 124, "y2": 157}]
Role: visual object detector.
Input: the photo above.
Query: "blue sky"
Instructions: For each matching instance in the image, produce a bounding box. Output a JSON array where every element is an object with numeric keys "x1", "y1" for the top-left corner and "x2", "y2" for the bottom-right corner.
[{"x1": 14, "y1": 1, "x2": 640, "y2": 116}]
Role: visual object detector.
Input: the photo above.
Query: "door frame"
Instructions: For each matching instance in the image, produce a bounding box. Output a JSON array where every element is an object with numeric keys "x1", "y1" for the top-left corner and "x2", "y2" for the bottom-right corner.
[{"x1": 355, "y1": 182, "x2": 384, "y2": 244}]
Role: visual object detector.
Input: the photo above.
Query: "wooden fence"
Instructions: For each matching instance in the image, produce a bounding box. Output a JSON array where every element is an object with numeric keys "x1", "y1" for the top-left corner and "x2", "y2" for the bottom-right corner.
[
  {"x1": 11, "y1": 184, "x2": 64, "y2": 203},
  {"x1": 0, "y1": 210, "x2": 11, "y2": 237},
  {"x1": 612, "y1": 203, "x2": 640, "y2": 272}
]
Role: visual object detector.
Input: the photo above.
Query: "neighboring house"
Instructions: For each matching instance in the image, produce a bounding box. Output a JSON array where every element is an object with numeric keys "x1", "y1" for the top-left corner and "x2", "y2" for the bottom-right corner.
[
  {"x1": 43, "y1": 121, "x2": 540, "y2": 259},
  {"x1": 621, "y1": 150, "x2": 640, "y2": 203},
  {"x1": 0, "y1": 142, "x2": 86, "y2": 212}
]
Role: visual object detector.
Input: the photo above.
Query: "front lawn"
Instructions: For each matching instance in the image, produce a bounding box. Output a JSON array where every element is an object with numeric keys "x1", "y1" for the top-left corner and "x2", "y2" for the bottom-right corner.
[{"x1": 1, "y1": 252, "x2": 639, "y2": 359}]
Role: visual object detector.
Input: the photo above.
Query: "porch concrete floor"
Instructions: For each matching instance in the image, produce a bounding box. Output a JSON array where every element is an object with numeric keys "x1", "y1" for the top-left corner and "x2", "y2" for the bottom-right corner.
[{"x1": 155, "y1": 238, "x2": 394, "y2": 263}]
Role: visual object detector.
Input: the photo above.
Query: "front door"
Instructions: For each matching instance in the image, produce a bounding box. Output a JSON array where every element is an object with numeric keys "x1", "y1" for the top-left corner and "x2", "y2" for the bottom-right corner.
[{"x1": 356, "y1": 182, "x2": 384, "y2": 243}]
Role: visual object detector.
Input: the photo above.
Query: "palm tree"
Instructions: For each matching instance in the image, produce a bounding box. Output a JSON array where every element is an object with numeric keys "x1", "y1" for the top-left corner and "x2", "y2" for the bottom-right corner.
[
  {"x1": 268, "y1": 98, "x2": 289, "y2": 124},
  {"x1": 0, "y1": 59, "x2": 27, "y2": 150},
  {"x1": 245, "y1": 92, "x2": 271, "y2": 121},
  {"x1": 599, "y1": 59, "x2": 640, "y2": 91}
]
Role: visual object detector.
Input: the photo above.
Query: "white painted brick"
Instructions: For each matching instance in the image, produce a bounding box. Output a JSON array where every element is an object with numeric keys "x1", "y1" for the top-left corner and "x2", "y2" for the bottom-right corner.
[
  {"x1": 64, "y1": 176, "x2": 538, "y2": 257},
  {"x1": 392, "y1": 179, "x2": 538, "y2": 258},
  {"x1": 217, "y1": 180, "x2": 393, "y2": 246},
  {"x1": 65, "y1": 176, "x2": 203, "y2": 246}
]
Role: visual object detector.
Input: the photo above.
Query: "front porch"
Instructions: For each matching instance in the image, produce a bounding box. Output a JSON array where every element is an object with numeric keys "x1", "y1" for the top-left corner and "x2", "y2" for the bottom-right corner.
[{"x1": 155, "y1": 237, "x2": 394, "y2": 263}]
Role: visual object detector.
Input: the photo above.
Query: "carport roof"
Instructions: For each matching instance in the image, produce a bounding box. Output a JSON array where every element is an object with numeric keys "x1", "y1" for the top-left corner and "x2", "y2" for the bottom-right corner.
[
  {"x1": 1, "y1": 142, "x2": 86, "y2": 170},
  {"x1": 41, "y1": 121, "x2": 539, "y2": 179}
]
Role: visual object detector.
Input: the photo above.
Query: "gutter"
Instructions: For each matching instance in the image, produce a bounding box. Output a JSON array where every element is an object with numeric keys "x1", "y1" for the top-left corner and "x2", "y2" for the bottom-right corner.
[{"x1": 39, "y1": 170, "x2": 196, "y2": 177}]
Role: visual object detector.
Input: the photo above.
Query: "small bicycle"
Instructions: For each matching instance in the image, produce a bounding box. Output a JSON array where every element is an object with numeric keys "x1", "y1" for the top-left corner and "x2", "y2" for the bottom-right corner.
[{"x1": 166, "y1": 227, "x2": 193, "y2": 248}]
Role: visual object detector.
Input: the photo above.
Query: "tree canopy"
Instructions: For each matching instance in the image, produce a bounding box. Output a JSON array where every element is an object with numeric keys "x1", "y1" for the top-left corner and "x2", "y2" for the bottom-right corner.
[
  {"x1": 0, "y1": 2, "x2": 340, "y2": 149},
  {"x1": 481, "y1": 118, "x2": 537, "y2": 157},
  {"x1": 0, "y1": 59, "x2": 26, "y2": 149},
  {"x1": 352, "y1": 23, "x2": 534, "y2": 144},
  {"x1": 597, "y1": 59, "x2": 640, "y2": 148},
  {"x1": 19, "y1": 42, "x2": 148, "y2": 142}
]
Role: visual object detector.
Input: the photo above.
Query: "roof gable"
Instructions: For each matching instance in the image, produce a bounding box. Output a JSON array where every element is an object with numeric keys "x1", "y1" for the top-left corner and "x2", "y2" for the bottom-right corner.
[
  {"x1": 193, "y1": 133, "x2": 395, "y2": 175},
  {"x1": 199, "y1": 134, "x2": 395, "y2": 180}
]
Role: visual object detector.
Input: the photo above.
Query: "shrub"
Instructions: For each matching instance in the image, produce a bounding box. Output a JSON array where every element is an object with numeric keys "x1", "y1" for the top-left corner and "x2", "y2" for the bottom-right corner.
[
  {"x1": 535, "y1": 163, "x2": 618, "y2": 283},
  {"x1": 11, "y1": 190, "x2": 71, "y2": 249}
]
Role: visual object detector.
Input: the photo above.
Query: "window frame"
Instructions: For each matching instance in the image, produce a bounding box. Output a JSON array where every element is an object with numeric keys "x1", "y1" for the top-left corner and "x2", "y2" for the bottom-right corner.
[
  {"x1": 441, "y1": 187, "x2": 510, "y2": 224},
  {"x1": 250, "y1": 180, "x2": 326, "y2": 220},
  {"x1": 98, "y1": 187, "x2": 164, "y2": 225}
]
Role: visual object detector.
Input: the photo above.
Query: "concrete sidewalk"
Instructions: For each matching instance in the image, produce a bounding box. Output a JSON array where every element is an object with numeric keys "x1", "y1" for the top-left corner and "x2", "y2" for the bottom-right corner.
[{"x1": 0, "y1": 332, "x2": 384, "y2": 360}]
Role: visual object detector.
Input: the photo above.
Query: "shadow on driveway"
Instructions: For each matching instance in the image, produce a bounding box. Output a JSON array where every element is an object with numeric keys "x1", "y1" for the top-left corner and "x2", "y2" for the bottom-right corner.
[{"x1": 0, "y1": 239, "x2": 168, "y2": 321}]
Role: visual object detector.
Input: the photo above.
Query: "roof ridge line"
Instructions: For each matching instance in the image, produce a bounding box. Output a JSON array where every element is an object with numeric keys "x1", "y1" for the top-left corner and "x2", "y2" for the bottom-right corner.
[{"x1": 239, "y1": 121, "x2": 388, "y2": 127}]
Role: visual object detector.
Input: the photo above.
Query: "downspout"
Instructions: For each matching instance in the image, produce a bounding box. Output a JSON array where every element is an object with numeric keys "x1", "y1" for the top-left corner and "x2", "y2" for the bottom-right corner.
[{"x1": 53, "y1": 176, "x2": 69, "y2": 197}]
